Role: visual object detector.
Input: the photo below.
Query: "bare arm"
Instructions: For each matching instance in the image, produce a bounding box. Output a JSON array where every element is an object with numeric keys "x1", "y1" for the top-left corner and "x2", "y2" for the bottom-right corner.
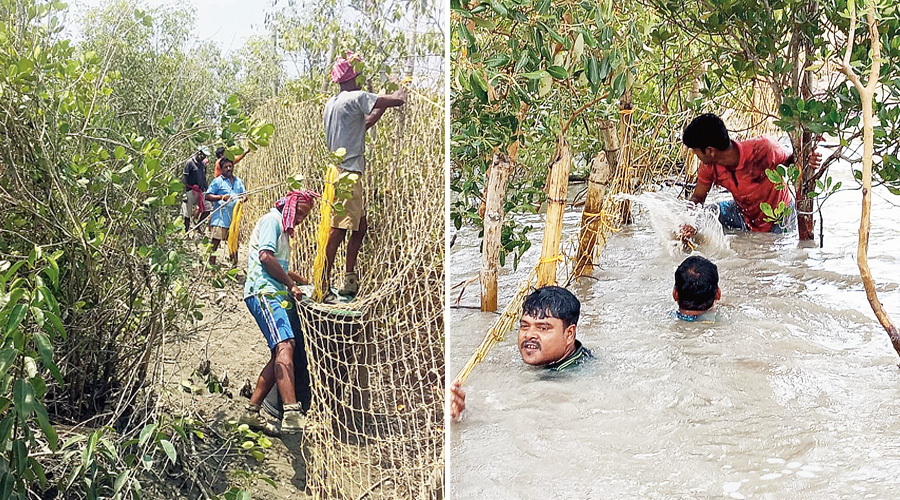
[
  {"x1": 205, "y1": 192, "x2": 230, "y2": 202},
  {"x1": 449, "y1": 381, "x2": 466, "y2": 421},
  {"x1": 365, "y1": 107, "x2": 387, "y2": 129},
  {"x1": 365, "y1": 89, "x2": 408, "y2": 129},
  {"x1": 259, "y1": 250, "x2": 303, "y2": 299},
  {"x1": 689, "y1": 180, "x2": 712, "y2": 205},
  {"x1": 288, "y1": 270, "x2": 309, "y2": 285},
  {"x1": 373, "y1": 88, "x2": 408, "y2": 110}
]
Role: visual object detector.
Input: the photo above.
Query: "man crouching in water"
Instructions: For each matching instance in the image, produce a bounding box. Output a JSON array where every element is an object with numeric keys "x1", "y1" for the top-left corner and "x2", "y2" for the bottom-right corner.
[{"x1": 449, "y1": 286, "x2": 592, "y2": 420}]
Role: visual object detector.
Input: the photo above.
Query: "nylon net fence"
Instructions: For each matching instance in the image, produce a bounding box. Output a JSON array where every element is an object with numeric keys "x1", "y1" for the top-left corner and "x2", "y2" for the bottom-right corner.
[{"x1": 238, "y1": 94, "x2": 444, "y2": 499}]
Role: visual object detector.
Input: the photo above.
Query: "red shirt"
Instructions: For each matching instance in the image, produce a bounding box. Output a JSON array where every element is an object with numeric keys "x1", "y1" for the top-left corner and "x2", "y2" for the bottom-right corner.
[
  {"x1": 697, "y1": 137, "x2": 792, "y2": 232},
  {"x1": 213, "y1": 151, "x2": 247, "y2": 178}
]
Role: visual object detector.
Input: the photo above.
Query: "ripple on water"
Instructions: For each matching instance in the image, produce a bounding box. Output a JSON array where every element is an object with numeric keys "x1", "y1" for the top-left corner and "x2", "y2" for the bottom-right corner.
[{"x1": 450, "y1": 174, "x2": 900, "y2": 498}]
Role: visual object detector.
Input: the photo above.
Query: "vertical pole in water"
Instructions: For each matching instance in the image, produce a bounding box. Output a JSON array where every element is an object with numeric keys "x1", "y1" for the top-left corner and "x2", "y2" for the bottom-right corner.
[
  {"x1": 481, "y1": 153, "x2": 511, "y2": 312},
  {"x1": 574, "y1": 151, "x2": 612, "y2": 276},
  {"x1": 537, "y1": 137, "x2": 572, "y2": 287},
  {"x1": 599, "y1": 119, "x2": 620, "y2": 173},
  {"x1": 618, "y1": 92, "x2": 634, "y2": 225}
]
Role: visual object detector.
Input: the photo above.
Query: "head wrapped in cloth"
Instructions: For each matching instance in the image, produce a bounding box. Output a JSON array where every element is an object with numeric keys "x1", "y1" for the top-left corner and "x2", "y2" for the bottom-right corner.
[
  {"x1": 275, "y1": 189, "x2": 321, "y2": 237},
  {"x1": 331, "y1": 52, "x2": 361, "y2": 83}
]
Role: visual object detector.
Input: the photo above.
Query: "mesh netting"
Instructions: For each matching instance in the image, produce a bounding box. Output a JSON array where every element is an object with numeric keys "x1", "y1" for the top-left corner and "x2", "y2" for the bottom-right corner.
[{"x1": 238, "y1": 95, "x2": 444, "y2": 499}]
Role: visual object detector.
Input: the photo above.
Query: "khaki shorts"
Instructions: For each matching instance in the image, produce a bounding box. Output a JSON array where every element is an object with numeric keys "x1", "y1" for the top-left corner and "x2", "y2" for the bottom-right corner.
[
  {"x1": 331, "y1": 170, "x2": 366, "y2": 231},
  {"x1": 210, "y1": 225, "x2": 229, "y2": 241},
  {"x1": 181, "y1": 189, "x2": 213, "y2": 218}
]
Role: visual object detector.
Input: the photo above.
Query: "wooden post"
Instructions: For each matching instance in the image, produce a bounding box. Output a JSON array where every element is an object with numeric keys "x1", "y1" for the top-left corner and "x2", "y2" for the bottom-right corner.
[
  {"x1": 574, "y1": 151, "x2": 612, "y2": 276},
  {"x1": 480, "y1": 153, "x2": 511, "y2": 312},
  {"x1": 536, "y1": 138, "x2": 572, "y2": 287},
  {"x1": 599, "y1": 119, "x2": 620, "y2": 172}
]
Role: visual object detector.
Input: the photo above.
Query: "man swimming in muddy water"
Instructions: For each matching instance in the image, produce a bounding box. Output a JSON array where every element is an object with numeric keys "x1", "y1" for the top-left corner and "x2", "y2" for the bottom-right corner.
[
  {"x1": 449, "y1": 286, "x2": 592, "y2": 420},
  {"x1": 680, "y1": 113, "x2": 820, "y2": 237},
  {"x1": 672, "y1": 255, "x2": 720, "y2": 322}
]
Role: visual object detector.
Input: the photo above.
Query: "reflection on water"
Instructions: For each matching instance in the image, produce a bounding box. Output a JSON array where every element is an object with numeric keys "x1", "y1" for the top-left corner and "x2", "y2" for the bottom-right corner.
[{"x1": 449, "y1": 167, "x2": 900, "y2": 499}]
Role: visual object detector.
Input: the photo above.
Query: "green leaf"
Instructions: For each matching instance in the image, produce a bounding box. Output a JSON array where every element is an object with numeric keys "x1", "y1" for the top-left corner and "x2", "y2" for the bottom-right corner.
[
  {"x1": 13, "y1": 379, "x2": 35, "y2": 421},
  {"x1": 546, "y1": 65, "x2": 568, "y2": 79},
  {"x1": 0, "y1": 349, "x2": 18, "y2": 381},
  {"x1": 0, "y1": 415, "x2": 14, "y2": 443},
  {"x1": 484, "y1": 54, "x2": 510, "y2": 68},
  {"x1": 5, "y1": 304, "x2": 27, "y2": 335},
  {"x1": 114, "y1": 146, "x2": 125, "y2": 159},
  {"x1": 489, "y1": 1, "x2": 508, "y2": 16},
  {"x1": 29, "y1": 457, "x2": 47, "y2": 488},
  {"x1": 33, "y1": 398, "x2": 58, "y2": 450},
  {"x1": 3, "y1": 260, "x2": 26, "y2": 284},
  {"x1": 139, "y1": 423, "x2": 157, "y2": 447},
  {"x1": 136, "y1": 179, "x2": 149, "y2": 192},
  {"x1": 521, "y1": 70, "x2": 549, "y2": 80},
  {"x1": 114, "y1": 471, "x2": 129, "y2": 495},
  {"x1": 765, "y1": 169, "x2": 781, "y2": 184},
  {"x1": 160, "y1": 439, "x2": 177, "y2": 463},
  {"x1": 42, "y1": 310, "x2": 65, "y2": 339},
  {"x1": 34, "y1": 332, "x2": 63, "y2": 384},
  {"x1": 470, "y1": 71, "x2": 488, "y2": 92}
]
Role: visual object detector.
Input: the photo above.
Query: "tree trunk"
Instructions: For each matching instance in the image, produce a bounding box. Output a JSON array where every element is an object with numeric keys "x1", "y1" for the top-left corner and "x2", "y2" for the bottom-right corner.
[
  {"x1": 858, "y1": 86, "x2": 900, "y2": 358},
  {"x1": 794, "y1": 129, "x2": 816, "y2": 240},
  {"x1": 599, "y1": 119, "x2": 620, "y2": 173},
  {"x1": 843, "y1": 3, "x2": 900, "y2": 359},
  {"x1": 480, "y1": 153, "x2": 511, "y2": 312},
  {"x1": 796, "y1": 41, "x2": 816, "y2": 240},
  {"x1": 574, "y1": 151, "x2": 612, "y2": 276},
  {"x1": 536, "y1": 137, "x2": 572, "y2": 287}
]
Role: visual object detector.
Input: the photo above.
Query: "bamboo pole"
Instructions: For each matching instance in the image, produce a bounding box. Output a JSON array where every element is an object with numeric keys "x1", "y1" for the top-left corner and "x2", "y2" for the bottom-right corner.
[
  {"x1": 454, "y1": 271, "x2": 535, "y2": 385},
  {"x1": 481, "y1": 153, "x2": 511, "y2": 312},
  {"x1": 536, "y1": 137, "x2": 572, "y2": 287},
  {"x1": 574, "y1": 151, "x2": 612, "y2": 276}
]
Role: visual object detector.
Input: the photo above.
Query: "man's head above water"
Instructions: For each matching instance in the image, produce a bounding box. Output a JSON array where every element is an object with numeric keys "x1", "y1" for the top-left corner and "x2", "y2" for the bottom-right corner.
[
  {"x1": 518, "y1": 286, "x2": 580, "y2": 366},
  {"x1": 673, "y1": 255, "x2": 720, "y2": 315}
]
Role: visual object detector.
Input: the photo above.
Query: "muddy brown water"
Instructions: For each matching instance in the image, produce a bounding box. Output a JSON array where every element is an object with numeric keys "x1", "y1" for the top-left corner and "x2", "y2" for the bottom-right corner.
[{"x1": 448, "y1": 166, "x2": 900, "y2": 499}]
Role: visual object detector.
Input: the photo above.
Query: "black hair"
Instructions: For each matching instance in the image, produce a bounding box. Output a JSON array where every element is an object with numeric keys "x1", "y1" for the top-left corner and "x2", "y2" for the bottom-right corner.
[
  {"x1": 682, "y1": 113, "x2": 731, "y2": 151},
  {"x1": 522, "y1": 286, "x2": 580, "y2": 328},
  {"x1": 195, "y1": 149, "x2": 207, "y2": 160},
  {"x1": 675, "y1": 256, "x2": 719, "y2": 311},
  {"x1": 215, "y1": 147, "x2": 226, "y2": 159}
]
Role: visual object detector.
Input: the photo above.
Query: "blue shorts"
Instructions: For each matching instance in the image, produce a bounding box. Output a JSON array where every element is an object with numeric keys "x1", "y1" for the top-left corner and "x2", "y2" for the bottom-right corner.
[
  {"x1": 717, "y1": 200, "x2": 796, "y2": 234},
  {"x1": 245, "y1": 294, "x2": 295, "y2": 350}
]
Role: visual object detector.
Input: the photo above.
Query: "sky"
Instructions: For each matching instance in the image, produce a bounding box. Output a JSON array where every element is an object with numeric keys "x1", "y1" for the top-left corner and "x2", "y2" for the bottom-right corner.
[{"x1": 73, "y1": 0, "x2": 268, "y2": 55}]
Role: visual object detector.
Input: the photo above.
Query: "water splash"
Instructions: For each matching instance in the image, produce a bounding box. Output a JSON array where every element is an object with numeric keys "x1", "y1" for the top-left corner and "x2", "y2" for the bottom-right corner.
[{"x1": 618, "y1": 192, "x2": 730, "y2": 256}]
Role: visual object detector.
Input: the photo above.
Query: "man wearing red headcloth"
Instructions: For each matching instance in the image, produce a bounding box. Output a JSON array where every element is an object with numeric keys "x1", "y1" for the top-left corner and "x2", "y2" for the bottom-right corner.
[
  {"x1": 322, "y1": 52, "x2": 407, "y2": 301},
  {"x1": 240, "y1": 190, "x2": 320, "y2": 435}
]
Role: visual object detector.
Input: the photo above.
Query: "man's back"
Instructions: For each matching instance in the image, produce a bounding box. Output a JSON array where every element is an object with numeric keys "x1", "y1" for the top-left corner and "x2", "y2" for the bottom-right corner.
[
  {"x1": 183, "y1": 157, "x2": 208, "y2": 191},
  {"x1": 323, "y1": 90, "x2": 378, "y2": 173}
]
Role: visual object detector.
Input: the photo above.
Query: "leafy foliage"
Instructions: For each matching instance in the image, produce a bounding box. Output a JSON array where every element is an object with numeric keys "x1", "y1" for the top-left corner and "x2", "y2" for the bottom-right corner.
[
  {"x1": 451, "y1": 0, "x2": 657, "y2": 266},
  {"x1": 0, "y1": 0, "x2": 271, "y2": 497}
]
